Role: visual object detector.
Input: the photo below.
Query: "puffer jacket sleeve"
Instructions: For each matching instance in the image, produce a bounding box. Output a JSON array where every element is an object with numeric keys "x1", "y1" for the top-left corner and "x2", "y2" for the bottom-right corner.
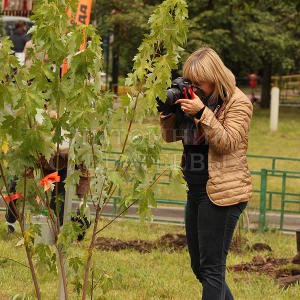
[
  {"x1": 159, "y1": 112, "x2": 182, "y2": 143},
  {"x1": 193, "y1": 95, "x2": 253, "y2": 154}
]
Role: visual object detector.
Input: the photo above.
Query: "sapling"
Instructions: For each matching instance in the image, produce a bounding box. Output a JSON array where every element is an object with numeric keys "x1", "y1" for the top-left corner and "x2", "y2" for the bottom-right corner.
[{"x1": 0, "y1": 0, "x2": 188, "y2": 299}]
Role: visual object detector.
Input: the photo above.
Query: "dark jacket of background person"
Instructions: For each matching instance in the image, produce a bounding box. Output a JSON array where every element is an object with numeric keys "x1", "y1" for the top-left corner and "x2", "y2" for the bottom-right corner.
[{"x1": 9, "y1": 21, "x2": 29, "y2": 53}]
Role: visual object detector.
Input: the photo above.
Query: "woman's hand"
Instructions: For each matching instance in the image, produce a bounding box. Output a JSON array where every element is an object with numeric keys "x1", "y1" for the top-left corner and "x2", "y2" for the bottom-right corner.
[{"x1": 175, "y1": 93, "x2": 205, "y2": 116}]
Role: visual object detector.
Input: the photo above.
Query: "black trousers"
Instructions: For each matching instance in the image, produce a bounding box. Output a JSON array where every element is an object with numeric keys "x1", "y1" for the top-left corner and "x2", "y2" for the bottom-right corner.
[{"x1": 185, "y1": 181, "x2": 246, "y2": 300}]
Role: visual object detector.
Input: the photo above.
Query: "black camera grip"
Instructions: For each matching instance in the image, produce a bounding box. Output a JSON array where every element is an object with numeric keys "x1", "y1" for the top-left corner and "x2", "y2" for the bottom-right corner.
[{"x1": 156, "y1": 97, "x2": 176, "y2": 115}]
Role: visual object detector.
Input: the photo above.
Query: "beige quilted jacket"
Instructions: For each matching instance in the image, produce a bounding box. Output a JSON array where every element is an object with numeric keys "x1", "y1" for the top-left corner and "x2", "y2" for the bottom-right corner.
[{"x1": 159, "y1": 87, "x2": 253, "y2": 206}]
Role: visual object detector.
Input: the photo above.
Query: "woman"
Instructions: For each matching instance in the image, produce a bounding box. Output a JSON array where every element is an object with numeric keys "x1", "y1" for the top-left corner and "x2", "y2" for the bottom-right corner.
[{"x1": 159, "y1": 48, "x2": 253, "y2": 299}]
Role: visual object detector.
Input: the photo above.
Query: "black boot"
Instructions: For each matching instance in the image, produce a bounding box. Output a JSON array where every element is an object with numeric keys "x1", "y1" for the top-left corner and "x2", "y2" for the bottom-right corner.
[
  {"x1": 292, "y1": 230, "x2": 300, "y2": 264},
  {"x1": 7, "y1": 224, "x2": 15, "y2": 234}
]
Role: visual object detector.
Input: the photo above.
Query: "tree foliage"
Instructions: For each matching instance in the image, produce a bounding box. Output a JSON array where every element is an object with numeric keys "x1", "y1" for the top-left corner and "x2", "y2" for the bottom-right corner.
[
  {"x1": 95, "y1": 0, "x2": 162, "y2": 77},
  {"x1": 186, "y1": 0, "x2": 300, "y2": 107},
  {"x1": 96, "y1": 0, "x2": 300, "y2": 107},
  {"x1": 0, "y1": 0, "x2": 188, "y2": 298}
]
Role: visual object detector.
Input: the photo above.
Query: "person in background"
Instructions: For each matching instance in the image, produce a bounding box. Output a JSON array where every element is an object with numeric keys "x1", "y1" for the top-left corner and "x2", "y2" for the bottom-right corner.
[{"x1": 10, "y1": 21, "x2": 30, "y2": 65}]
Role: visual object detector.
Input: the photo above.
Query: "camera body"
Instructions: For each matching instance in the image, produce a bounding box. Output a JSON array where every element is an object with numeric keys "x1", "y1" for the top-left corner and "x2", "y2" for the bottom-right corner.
[
  {"x1": 166, "y1": 77, "x2": 206, "y2": 105},
  {"x1": 166, "y1": 77, "x2": 192, "y2": 105},
  {"x1": 156, "y1": 77, "x2": 207, "y2": 125}
]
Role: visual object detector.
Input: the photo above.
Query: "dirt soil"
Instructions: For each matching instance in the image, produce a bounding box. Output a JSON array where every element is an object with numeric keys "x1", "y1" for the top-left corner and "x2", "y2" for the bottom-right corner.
[
  {"x1": 228, "y1": 255, "x2": 290, "y2": 277},
  {"x1": 95, "y1": 233, "x2": 187, "y2": 253},
  {"x1": 229, "y1": 255, "x2": 300, "y2": 287},
  {"x1": 96, "y1": 233, "x2": 240, "y2": 253},
  {"x1": 95, "y1": 234, "x2": 299, "y2": 286},
  {"x1": 251, "y1": 242, "x2": 272, "y2": 252}
]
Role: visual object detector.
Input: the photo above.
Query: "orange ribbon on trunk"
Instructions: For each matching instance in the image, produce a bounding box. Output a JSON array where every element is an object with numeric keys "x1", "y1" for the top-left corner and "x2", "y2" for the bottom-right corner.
[{"x1": 5, "y1": 193, "x2": 22, "y2": 203}]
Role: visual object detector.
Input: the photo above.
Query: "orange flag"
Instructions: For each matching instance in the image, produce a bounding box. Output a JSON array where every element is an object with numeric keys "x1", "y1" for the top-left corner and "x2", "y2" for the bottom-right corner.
[
  {"x1": 40, "y1": 172, "x2": 61, "y2": 192},
  {"x1": 76, "y1": 0, "x2": 93, "y2": 26},
  {"x1": 61, "y1": 0, "x2": 93, "y2": 76}
]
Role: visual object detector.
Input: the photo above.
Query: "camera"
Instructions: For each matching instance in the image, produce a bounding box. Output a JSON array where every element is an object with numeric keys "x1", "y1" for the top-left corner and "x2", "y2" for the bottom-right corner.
[
  {"x1": 156, "y1": 77, "x2": 206, "y2": 117},
  {"x1": 166, "y1": 77, "x2": 206, "y2": 105}
]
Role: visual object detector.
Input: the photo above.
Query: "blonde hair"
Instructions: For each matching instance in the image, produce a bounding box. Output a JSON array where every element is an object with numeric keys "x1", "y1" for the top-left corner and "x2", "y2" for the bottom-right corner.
[{"x1": 183, "y1": 48, "x2": 236, "y2": 103}]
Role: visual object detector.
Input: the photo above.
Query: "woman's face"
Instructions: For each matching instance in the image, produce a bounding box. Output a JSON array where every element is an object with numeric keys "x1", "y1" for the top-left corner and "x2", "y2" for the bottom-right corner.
[{"x1": 192, "y1": 81, "x2": 214, "y2": 98}]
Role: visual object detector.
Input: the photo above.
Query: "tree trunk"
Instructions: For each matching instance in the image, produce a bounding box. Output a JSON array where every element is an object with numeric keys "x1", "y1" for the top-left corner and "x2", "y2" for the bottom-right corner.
[
  {"x1": 112, "y1": 25, "x2": 120, "y2": 94},
  {"x1": 25, "y1": 245, "x2": 42, "y2": 300},
  {"x1": 260, "y1": 64, "x2": 272, "y2": 108},
  {"x1": 81, "y1": 206, "x2": 101, "y2": 300},
  {"x1": 112, "y1": 45, "x2": 119, "y2": 94}
]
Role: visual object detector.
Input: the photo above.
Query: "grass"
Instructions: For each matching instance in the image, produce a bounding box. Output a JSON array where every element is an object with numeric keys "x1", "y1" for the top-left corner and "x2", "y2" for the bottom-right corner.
[
  {"x1": 1, "y1": 95, "x2": 300, "y2": 299},
  {"x1": 243, "y1": 105, "x2": 300, "y2": 211},
  {"x1": 109, "y1": 102, "x2": 300, "y2": 212},
  {"x1": 0, "y1": 215, "x2": 300, "y2": 300}
]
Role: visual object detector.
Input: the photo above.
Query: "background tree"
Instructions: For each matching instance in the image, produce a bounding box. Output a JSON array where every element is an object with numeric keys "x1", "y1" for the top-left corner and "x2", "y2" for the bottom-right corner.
[
  {"x1": 187, "y1": 0, "x2": 300, "y2": 108},
  {"x1": 94, "y1": 0, "x2": 161, "y2": 90},
  {"x1": 93, "y1": 0, "x2": 300, "y2": 107}
]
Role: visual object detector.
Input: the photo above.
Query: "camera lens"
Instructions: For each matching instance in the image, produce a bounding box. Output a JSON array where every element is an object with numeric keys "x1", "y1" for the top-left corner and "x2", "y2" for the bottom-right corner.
[
  {"x1": 166, "y1": 87, "x2": 183, "y2": 105},
  {"x1": 166, "y1": 89, "x2": 176, "y2": 105}
]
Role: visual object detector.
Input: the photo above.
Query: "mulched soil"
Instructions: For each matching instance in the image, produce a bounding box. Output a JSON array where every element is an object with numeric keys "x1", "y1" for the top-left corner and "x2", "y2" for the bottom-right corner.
[
  {"x1": 228, "y1": 255, "x2": 290, "y2": 277},
  {"x1": 229, "y1": 255, "x2": 300, "y2": 287},
  {"x1": 95, "y1": 237, "x2": 153, "y2": 253},
  {"x1": 95, "y1": 233, "x2": 187, "y2": 253},
  {"x1": 95, "y1": 234, "x2": 300, "y2": 287},
  {"x1": 276, "y1": 267, "x2": 300, "y2": 278},
  {"x1": 251, "y1": 242, "x2": 272, "y2": 252},
  {"x1": 95, "y1": 233, "x2": 240, "y2": 253},
  {"x1": 157, "y1": 233, "x2": 187, "y2": 251}
]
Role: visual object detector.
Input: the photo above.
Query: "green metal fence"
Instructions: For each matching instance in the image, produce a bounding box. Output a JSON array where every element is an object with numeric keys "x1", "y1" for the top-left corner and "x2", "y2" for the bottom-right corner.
[
  {"x1": 257, "y1": 168, "x2": 300, "y2": 232},
  {"x1": 161, "y1": 147, "x2": 300, "y2": 172},
  {"x1": 272, "y1": 74, "x2": 300, "y2": 105},
  {"x1": 1, "y1": 149, "x2": 299, "y2": 231},
  {"x1": 106, "y1": 166, "x2": 300, "y2": 231},
  {"x1": 103, "y1": 149, "x2": 300, "y2": 231}
]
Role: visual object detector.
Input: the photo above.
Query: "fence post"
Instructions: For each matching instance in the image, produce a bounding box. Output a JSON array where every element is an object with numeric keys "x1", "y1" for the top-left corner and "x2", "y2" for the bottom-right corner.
[
  {"x1": 58, "y1": 141, "x2": 74, "y2": 300},
  {"x1": 272, "y1": 158, "x2": 276, "y2": 175},
  {"x1": 113, "y1": 195, "x2": 118, "y2": 217},
  {"x1": 280, "y1": 172, "x2": 287, "y2": 230},
  {"x1": 270, "y1": 87, "x2": 280, "y2": 131},
  {"x1": 259, "y1": 169, "x2": 267, "y2": 233},
  {"x1": 268, "y1": 192, "x2": 273, "y2": 210}
]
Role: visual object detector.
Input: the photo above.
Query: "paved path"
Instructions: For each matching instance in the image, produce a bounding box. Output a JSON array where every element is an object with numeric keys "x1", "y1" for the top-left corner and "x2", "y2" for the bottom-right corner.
[
  {"x1": 1, "y1": 200, "x2": 299, "y2": 231},
  {"x1": 76, "y1": 201, "x2": 300, "y2": 232}
]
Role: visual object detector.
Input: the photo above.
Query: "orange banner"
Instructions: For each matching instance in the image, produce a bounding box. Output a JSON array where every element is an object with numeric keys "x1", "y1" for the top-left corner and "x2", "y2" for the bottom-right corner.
[
  {"x1": 61, "y1": 0, "x2": 93, "y2": 76},
  {"x1": 76, "y1": 0, "x2": 93, "y2": 51},
  {"x1": 75, "y1": 0, "x2": 92, "y2": 25}
]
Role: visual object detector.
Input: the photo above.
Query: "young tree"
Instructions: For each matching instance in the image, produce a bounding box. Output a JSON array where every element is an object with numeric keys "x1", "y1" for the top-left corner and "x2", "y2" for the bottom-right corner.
[{"x1": 0, "y1": 0, "x2": 188, "y2": 298}]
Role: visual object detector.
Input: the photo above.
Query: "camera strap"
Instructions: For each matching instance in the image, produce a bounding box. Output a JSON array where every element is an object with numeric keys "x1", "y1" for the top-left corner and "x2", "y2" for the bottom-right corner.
[
  {"x1": 213, "y1": 97, "x2": 223, "y2": 117},
  {"x1": 213, "y1": 104, "x2": 221, "y2": 115}
]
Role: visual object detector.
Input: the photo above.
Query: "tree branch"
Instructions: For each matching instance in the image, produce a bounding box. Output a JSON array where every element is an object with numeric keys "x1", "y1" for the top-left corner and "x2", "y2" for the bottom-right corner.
[{"x1": 95, "y1": 168, "x2": 167, "y2": 235}]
